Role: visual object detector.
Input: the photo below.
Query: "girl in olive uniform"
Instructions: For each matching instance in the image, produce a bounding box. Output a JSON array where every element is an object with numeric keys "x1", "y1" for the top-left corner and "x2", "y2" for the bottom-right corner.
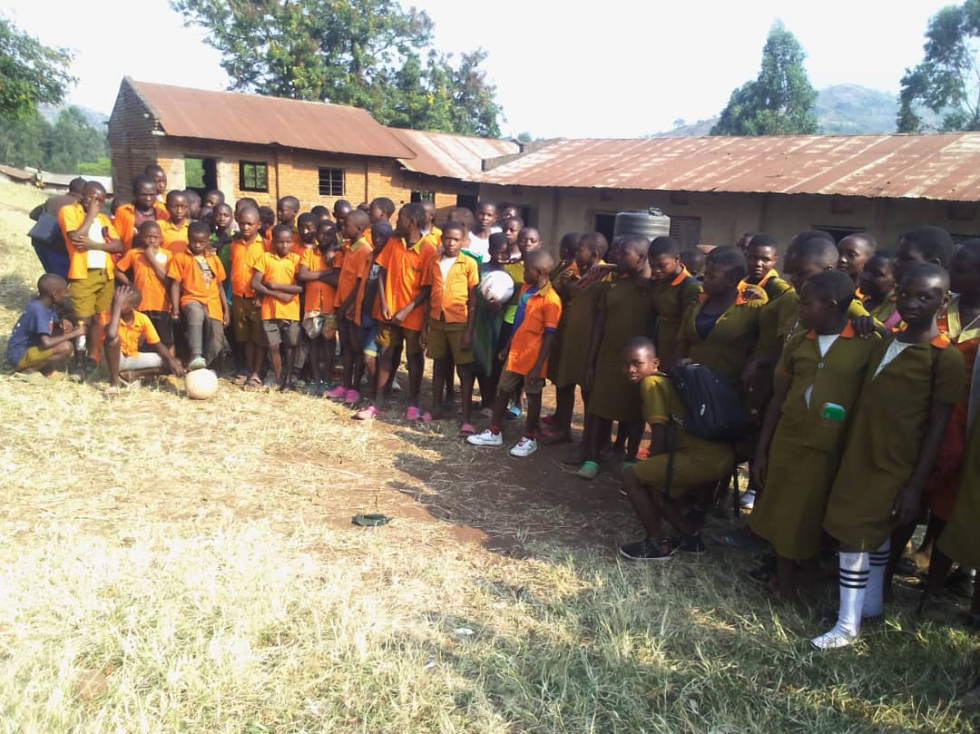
[
  {"x1": 648, "y1": 236, "x2": 702, "y2": 369},
  {"x1": 814, "y1": 263, "x2": 964, "y2": 649},
  {"x1": 859, "y1": 252, "x2": 903, "y2": 331},
  {"x1": 749, "y1": 271, "x2": 881, "y2": 593}
]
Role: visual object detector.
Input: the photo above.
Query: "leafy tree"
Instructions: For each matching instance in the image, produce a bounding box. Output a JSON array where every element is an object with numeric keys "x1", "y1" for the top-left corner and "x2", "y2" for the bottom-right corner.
[
  {"x1": 898, "y1": 1, "x2": 980, "y2": 132},
  {"x1": 0, "y1": 106, "x2": 107, "y2": 173},
  {"x1": 711, "y1": 22, "x2": 819, "y2": 136},
  {"x1": 0, "y1": 113, "x2": 49, "y2": 167},
  {"x1": 0, "y1": 18, "x2": 75, "y2": 120},
  {"x1": 171, "y1": 0, "x2": 502, "y2": 137}
]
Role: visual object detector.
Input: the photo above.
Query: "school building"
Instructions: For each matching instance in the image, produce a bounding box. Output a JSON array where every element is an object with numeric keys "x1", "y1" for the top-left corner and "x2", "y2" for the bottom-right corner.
[
  {"x1": 108, "y1": 77, "x2": 980, "y2": 252},
  {"x1": 475, "y1": 134, "x2": 980, "y2": 249},
  {"x1": 107, "y1": 77, "x2": 518, "y2": 214}
]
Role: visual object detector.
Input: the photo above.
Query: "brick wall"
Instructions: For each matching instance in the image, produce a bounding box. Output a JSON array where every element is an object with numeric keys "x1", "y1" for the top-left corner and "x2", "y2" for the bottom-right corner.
[{"x1": 107, "y1": 79, "x2": 160, "y2": 196}]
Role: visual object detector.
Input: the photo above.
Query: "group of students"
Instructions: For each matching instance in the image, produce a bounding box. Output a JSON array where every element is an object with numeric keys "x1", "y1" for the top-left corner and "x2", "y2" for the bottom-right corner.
[{"x1": 9, "y1": 164, "x2": 980, "y2": 652}]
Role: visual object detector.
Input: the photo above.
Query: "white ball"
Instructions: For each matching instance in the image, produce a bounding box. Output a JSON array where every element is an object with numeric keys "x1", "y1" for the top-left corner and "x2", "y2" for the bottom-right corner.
[
  {"x1": 185, "y1": 369, "x2": 219, "y2": 400},
  {"x1": 480, "y1": 270, "x2": 515, "y2": 304}
]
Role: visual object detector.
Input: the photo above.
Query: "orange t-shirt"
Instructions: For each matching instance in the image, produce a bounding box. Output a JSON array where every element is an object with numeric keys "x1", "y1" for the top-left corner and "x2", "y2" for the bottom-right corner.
[
  {"x1": 335, "y1": 237, "x2": 373, "y2": 317},
  {"x1": 167, "y1": 251, "x2": 226, "y2": 320},
  {"x1": 116, "y1": 247, "x2": 172, "y2": 312},
  {"x1": 424, "y1": 252, "x2": 479, "y2": 324},
  {"x1": 254, "y1": 251, "x2": 301, "y2": 321},
  {"x1": 505, "y1": 281, "x2": 563, "y2": 376},
  {"x1": 300, "y1": 247, "x2": 337, "y2": 314},
  {"x1": 113, "y1": 204, "x2": 166, "y2": 253},
  {"x1": 118, "y1": 310, "x2": 160, "y2": 357},
  {"x1": 372, "y1": 236, "x2": 437, "y2": 331},
  {"x1": 159, "y1": 220, "x2": 190, "y2": 254},
  {"x1": 58, "y1": 202, "x2": 119, "y2": 281},
  {"x1": 230, "y1": 236, "x2": 266, "y2": 298}
]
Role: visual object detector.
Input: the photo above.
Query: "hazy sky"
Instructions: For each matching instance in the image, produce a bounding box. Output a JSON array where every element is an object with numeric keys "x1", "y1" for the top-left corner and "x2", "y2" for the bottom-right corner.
[{"x1": 7, "y1": 0, "x2": 954, "y2": 138}]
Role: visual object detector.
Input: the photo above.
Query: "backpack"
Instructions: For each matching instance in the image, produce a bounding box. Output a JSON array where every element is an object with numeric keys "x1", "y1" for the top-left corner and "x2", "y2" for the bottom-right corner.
[{"x1": 664, "y1": 362, "x2": 750, "y2": 518}]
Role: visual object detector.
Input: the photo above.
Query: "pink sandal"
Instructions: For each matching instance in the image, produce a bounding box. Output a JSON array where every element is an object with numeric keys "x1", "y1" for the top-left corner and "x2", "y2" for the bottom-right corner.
[
  {"x1": 353, "y1": 405, "x2": 380, "y2": 421},
  {"x1": 326, "y1": 385, "x2": 346, "y2": 400},
  {"x1": 406, "y1": 406, "x2": 422, "y2": 421},
  {"x1": 344, "y1": 389, "x2": 361, "y2": 405},
  {"x1": 460, "y1": 423, "x2": 476, "y2": 436}
]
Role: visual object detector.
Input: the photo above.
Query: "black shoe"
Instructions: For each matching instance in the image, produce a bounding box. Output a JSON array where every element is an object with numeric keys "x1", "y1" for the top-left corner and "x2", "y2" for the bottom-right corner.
[
  {"x1": 620, "y1": 537, "x2": 676, "y2": 561},
  {"x1": 674, "y1": 532, "x2": 706, "y2": 554}
]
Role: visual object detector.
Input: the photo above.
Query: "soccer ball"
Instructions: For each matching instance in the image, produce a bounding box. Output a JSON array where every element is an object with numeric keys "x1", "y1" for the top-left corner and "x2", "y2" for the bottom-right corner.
[
  {"x1": 185, "y1": 369, "x2": 219, "y2": 400},
  {"x1": 480, "y1": 270, "x2": 515, "y2": 304}
]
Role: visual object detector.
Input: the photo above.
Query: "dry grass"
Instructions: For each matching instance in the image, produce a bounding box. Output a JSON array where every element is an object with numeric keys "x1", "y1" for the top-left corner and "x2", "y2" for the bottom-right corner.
[{"x1": 0, "y1": 180, "x2": 978, "y2": 733}]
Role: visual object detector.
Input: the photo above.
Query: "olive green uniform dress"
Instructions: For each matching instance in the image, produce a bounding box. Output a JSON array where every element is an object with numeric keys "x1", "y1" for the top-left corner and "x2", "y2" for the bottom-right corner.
[
  {"x1": 750, "y1": 273, "x2": 793, "y2": 360},
  {"x1": 778, "y1": 291, "x2": 870, "y2": 342},
  {"x1": 749, "y1": 326, "x2": 881, "y2": 560},
  {"x1": 633, "y1": 373, "x2": 735, "y2": 497},
  {"x1": 650, "y1": 269, "x2": 702, "y2": 368},
  {"x1": 938, "y1": 415, "x2": 980, "y2": 568},
  {"x1": 551, "y1": 272, "x2": 612, "y2": 387},
  {"x1": 590, "y1": 277, "x2": 657, "y2": 422},
  {"x1": 680, "y1": 296, "x2": 763, "y2": 387},
  {"x1": 823, "y1": 333, "x2": 965, "y2": 551}
]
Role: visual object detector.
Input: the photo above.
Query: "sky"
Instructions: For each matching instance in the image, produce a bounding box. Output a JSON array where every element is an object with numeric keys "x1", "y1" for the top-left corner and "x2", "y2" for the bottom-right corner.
[{"x1": 6, "y1": 0, "x2": 956, "y2": 138}]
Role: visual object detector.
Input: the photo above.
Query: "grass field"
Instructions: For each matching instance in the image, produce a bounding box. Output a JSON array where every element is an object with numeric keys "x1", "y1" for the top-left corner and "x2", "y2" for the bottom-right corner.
[{"x1": 0, "y1": 180, "x2": 977, "y2": 733}]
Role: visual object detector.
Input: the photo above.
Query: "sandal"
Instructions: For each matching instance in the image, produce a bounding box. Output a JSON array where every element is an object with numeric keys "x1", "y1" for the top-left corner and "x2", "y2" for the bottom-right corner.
[
  {"x1": 460, "y1": 423, "x2": 477, "y2": 436},
  {"x1": 232, "y1": 373, "x2": 249, "y2": 386},
  {"x1": 103, "y1": 386, "x2": 120, "y2": 398},
  {"x1": 353, "y1": 406, "x2": 381, "y2": 421},
  {"x1": 577, "y1": 460, "x2": 599, "y2": 480},
  {"x1": 406, "y1": 406, "x2": 422, "y2": 421},
  {"x1": 242, "y1": 376, "x2": 262, "y2": 391}
]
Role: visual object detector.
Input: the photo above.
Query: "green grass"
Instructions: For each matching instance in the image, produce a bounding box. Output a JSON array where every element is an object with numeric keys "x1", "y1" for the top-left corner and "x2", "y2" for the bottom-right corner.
[{"x1": 0, "y1": 180, "x2": 976, "y2": 733}]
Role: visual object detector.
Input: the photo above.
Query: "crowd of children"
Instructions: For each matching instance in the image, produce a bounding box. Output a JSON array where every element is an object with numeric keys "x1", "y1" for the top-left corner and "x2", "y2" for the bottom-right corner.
[{"x1": 11, "y1": 164, "x2": 980, "y2": 653}]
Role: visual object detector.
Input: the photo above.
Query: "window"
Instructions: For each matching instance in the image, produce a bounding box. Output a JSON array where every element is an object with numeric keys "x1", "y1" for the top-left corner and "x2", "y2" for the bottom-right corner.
[
  {"x1": 318, "y1": 167, "x2": 344, "y2": 196},
  {"x1": 411, "y1": 191, "x2": 435, "y2": 203},
  {"x1": 239, "y1": 161, "x2": 268, "y2": 192},
  {"x1": 668, "y1": 216, "x2": 702, "y2": 249}
]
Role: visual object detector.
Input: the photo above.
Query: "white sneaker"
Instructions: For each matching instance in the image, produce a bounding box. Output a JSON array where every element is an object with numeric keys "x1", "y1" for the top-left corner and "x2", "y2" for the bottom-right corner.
[
  {"x1": 810, "y1": 627, "x2": 857, "y2": 650},
  {"x1": 509, "y1": 436, "x2": 537, "y2": 457},
  {"x1": 467, "y1": 429, "x2": 503, "y2": 447},
  {"x1": 739, "y1": 490, "x2": 756, "y2": 510}
]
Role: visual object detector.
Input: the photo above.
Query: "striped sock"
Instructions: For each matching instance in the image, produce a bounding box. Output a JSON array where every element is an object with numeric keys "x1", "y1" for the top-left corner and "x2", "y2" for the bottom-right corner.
[
  {"x1": 863, "y1": 539, "x2": 891, "y2": 618},
  {"x1": 811, "y1": 551, "x2": 869, "y2": 649}
]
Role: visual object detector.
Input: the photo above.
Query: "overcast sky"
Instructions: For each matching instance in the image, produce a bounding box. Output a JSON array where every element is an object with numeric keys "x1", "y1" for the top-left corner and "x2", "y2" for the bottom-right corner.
[{"x1": 7, "y1": 0, "x2": 954, "y2": 138}]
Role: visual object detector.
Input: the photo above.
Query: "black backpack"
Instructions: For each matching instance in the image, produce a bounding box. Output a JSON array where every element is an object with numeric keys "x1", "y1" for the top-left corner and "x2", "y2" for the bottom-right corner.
[{"x1": 665, "y1": 362, "x2": 750, "y2": 517}]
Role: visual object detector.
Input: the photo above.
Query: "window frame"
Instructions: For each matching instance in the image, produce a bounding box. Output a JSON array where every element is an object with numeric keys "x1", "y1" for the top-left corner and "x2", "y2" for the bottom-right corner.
[
  {"x1": 239, "y1": 161, "x2": 269, "y2": 193},
  {"x1": 318, "y1": 167, "x2": 345, "y2": 197}
]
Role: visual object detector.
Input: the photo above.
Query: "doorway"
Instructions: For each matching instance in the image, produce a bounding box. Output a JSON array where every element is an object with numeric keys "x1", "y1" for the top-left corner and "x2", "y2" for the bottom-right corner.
[
  {"x1": 594, "y1": 212, "x2": 616, "y2": 243},
  {"x1": 185, "y1": 156, "x2": 217, "y2": 198}
]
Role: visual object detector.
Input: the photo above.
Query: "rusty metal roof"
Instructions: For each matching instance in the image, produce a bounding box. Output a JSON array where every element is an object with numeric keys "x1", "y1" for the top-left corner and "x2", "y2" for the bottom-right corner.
[
  {"x1": 126, "y1": 78, "x2": 415, "y2": 160},
  {"x1": 476, "y1": 134, "x2": 980, "y2": 202},
  {"x1": 389, "y1": 128, "x2": 519, "y2": 179}
]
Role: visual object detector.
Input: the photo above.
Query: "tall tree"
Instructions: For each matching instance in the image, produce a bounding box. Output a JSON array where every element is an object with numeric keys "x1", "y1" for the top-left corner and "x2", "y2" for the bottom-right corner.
[
  {"x1": 711, "y1": 22, "x2": 819, "y2": 136},
  {"x1": 0, "y1": 106, "x2": 107, "y2": 173},
  {"x1": 898, "y1": 1, "x2": 980, "y2": 132},
  {"x1": 171, "y1": 0, "x2": 502, "y2": 137},
  {"x1": 0, "y1": 18, "x2": 75, "y2": 120}
]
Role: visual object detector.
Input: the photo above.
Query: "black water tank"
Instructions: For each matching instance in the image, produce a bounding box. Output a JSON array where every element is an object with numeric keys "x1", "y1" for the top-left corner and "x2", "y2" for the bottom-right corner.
[{"x1": 613, "y1": 208, "x2": 671, "y2": 240}]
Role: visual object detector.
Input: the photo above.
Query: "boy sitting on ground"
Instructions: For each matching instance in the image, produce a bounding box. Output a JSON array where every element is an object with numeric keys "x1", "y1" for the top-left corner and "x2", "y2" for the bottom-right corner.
[
  {"x1": 104, "y1": 285, "x2": 184, "y2": 395},
  {"x1": 6, "y1": 274, "x2": 83, "y2": 378},
  {"x1": 618, "y1": 337, "x2": 735, "y2": 561}
]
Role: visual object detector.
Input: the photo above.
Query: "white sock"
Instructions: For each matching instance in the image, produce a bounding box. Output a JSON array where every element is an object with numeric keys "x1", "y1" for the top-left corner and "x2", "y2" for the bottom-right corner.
[
  {"x1": 812, "y1": 551, "x2": 869, "y2": 649},
  {"x1": 863, "y1": 539, "x2": 891, "y2": 618}
]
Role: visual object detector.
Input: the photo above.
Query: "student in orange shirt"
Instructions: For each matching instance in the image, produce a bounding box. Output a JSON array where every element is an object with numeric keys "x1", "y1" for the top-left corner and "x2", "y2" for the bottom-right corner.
[
  {"x1": 144, "y1": 164, "x2": 169, "y2": 216},
  {"x1": 333, "y1": 199, "x2": 353, "y2": 231},
  {"x1": 113, "y1": 175, "x2": 166, "y2": 254},
  {"x1": 159, "y1": 191, "x2": 190, "y2": 253},
  {"x1": 251, "y1": 224, "x2": 303, "y2": 391},
  {"x1": 421, "y1": 221, "x2": 479, "y2": 430},
  {"x1": 354, "y1": 203, "x2": 436, "y2": 420},
  {"x1": 330, "y1": 209, "x2": 373, "y2": 404},
  {"x1": 369, "y1": 197, "x2": 395, "y2": 225},
  {"x1": 468, "y1": 250, "x2": 562, "y2": 457},
  {"x1": 357, "y1": 220, "x2": 394, "y2": 393},
  {"x1": 104, "y1": 285, "x2": 184, "y2": 396},
  {"x1": 114, "y1": 220, "x2": 175, "y2": 355},
  {"x1": 298, "y1": 219, "x2": 341, "y2": 393},
  {"x1": 229, "y1": 206, "x2": 266, "y2": 387},
  {"x1": 58, "y1": 180, "x2": 122, "y2": 368},
  {"x1": 168, "y1": 221, "x2": 229, "y2": 370}
]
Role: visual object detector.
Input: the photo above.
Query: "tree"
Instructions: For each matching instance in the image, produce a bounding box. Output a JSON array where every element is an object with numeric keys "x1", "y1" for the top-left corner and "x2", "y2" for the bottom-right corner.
[
  {"x1": 171, "y1": 0, "x2": 502, "y2": 137},
  {"x1": 898, "y1": 1, "x2": 980, "y2": 132},
  {"x1": 711, "y1": 22, "x2": 819, "y2": 136},
  {"x1": 0, "y1": 18, "x2": 75, "y2": 120},
  {"x1": 0, "y1": 106, "x2": 107, "y2": 173}
]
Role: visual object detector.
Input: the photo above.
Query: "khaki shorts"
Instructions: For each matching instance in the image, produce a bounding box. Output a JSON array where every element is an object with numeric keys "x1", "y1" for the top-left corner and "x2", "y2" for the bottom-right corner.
[
  {"x1": 232, "y1": 295, "x2": 263, "y2": 345},
  {"x1": 498, "y1": 369, "x2": 544, "y2": 395},
  {"x1": 69, "y1": 269, "x2": 113, "y2": 318},
  {"x1": 426, "y1": 320, "x2": 473, "y2": 364},
  {"x1": 376, "y1": 322, "x2": 422, "y2": 356},
  {"x1": 16, "y1": 345, "x2": 54, "y2": 370},
  {"x1": 263, "y1": 318, "x2": 300, "y2": 348}
]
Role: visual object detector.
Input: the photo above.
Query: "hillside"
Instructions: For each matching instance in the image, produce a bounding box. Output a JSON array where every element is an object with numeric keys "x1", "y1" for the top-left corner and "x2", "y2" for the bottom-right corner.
[
  {"x1": 38, "y1": 103, "x2": 109, "y2": 130},
  {"x1": 653, "y1": 84, "x2": 941, "y2": 137}
]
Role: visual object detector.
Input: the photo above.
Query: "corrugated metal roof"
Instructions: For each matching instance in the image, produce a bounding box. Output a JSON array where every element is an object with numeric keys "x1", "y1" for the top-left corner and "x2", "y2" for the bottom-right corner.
[
  {"x1": 126, "y1": 78, "x2": 416, "y2": 160},
  {"x1": 390, "y1": 128, "x2": 519, "y2": 179},
  {"x1": 476, "y1": 134, "x2": 980, "y2": 202}
]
